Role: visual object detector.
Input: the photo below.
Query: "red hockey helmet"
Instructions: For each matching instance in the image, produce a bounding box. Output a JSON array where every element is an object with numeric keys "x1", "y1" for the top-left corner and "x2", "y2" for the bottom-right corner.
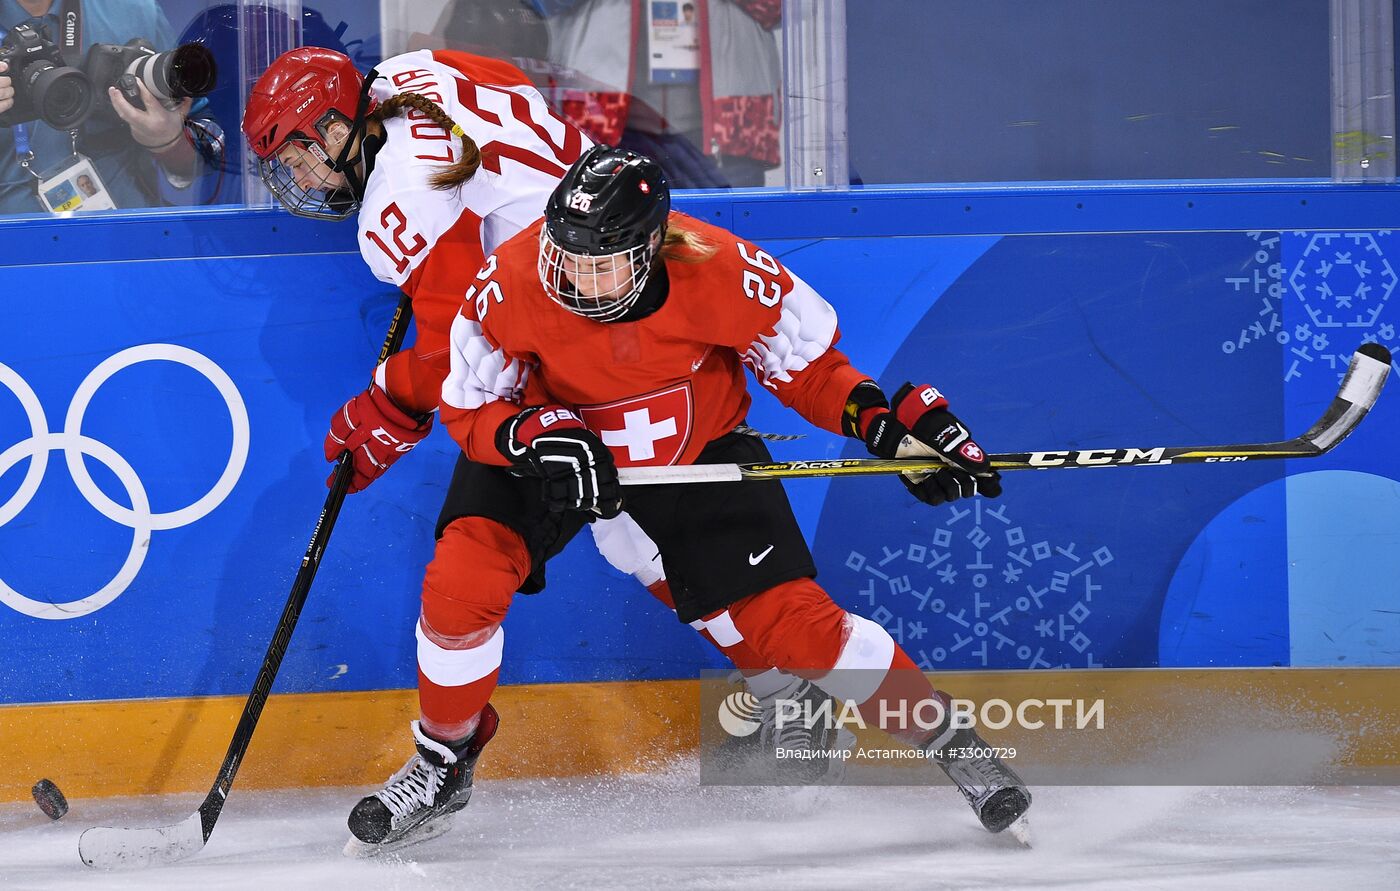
[{"x1": 242, "y1": 47, "x2": 375, "y2": 220}]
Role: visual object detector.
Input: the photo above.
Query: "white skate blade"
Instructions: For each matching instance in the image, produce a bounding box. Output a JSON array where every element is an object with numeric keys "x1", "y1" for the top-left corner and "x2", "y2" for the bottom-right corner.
[
  {"x1": 342, "y1": 813, "x2": 455, "y2": 859},
  {"x1": 79, "y1": 812, "x2": 206, "y2": 869},
  {"x1": 1007, "y1": 815, "x2": 1032, "y2": 848}
]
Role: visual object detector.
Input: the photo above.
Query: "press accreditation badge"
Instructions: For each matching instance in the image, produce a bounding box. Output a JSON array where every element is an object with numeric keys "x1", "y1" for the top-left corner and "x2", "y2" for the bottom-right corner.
[
  {"x1": 647, "y1": 1, "x2": 700, "y2": 84},
  {"x1": 37, "y1": 155, "x2": 117, "y2": 213}
]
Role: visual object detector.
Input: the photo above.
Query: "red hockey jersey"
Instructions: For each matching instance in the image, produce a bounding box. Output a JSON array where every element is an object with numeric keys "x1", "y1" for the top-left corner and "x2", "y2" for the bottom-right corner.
[{"x1": 439, "y1": 212, "x2": 869, "y2": 467}]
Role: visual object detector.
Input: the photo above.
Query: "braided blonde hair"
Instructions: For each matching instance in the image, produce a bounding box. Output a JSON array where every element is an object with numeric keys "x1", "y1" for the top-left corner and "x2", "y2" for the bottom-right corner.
[{"x1": 369, "y1": 93, "x2": 482, "y2": 190}]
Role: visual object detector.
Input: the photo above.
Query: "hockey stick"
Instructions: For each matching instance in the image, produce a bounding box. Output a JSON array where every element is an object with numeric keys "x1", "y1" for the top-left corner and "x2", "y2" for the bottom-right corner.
[
  {"x1": 78, "y1": 294, "x2": 415, "y2": 869},
  {"x1": 618, "y1": 343, "x2": 1391, "y2": 485}
]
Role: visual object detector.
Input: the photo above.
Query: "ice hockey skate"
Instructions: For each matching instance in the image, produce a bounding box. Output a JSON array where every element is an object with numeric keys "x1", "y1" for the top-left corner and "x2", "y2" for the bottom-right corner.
[
  {"x1": 758, "y1": 678, "x2": 856, "y2": 783},
  {"x1": 344, "y1": 705, "x2": 499, "y2": 856},
  {"x1": 714, "y1": 676, "x2": 855, "y2": 783},
  {"x1": 929, "y1": 724, "x2": 1032, "y2": 835}
]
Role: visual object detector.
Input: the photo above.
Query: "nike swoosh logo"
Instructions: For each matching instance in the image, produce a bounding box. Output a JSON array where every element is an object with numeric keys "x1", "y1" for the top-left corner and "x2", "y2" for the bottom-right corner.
[{"x1": 748, "y1": 545, "x2": 775, "y2": 565}]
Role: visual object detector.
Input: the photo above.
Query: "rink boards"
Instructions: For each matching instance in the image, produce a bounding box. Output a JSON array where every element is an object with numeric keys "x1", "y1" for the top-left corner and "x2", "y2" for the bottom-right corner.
[
  {"x1": 2, "y1": 667, "x2": 1399, "y2": 802},
  {"x1": 1, "y1": 186, "x2": 1398, "y2": 797}
]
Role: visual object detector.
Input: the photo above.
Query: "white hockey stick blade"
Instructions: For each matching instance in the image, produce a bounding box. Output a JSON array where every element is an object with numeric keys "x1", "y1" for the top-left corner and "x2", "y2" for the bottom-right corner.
[{"x1": 79, "y1": 812, "x2": 205, "y2": 869}]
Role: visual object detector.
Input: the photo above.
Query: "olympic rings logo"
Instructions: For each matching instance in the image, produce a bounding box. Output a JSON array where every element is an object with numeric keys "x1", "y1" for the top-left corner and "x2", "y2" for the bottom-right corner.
[{"x1": 0, "y1": 345, "x2": 249, "y2": 620}]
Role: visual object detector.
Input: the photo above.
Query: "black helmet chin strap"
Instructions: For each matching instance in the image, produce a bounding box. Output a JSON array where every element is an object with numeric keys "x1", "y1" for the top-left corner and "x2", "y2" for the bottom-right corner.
[
  {"x1": 330, "y1": 67, "x2": 381, "y2": 202},
  {"x1": 616, "y1": 258, "x2": 670, "y2": 323}
]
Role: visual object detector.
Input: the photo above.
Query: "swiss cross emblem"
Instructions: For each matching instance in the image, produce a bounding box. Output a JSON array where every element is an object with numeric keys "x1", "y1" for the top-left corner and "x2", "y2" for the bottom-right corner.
[
  {"x1": 578, "y1": 383, "x2": 694, "y2": 467},
  {"x1": 960, "y1": 441, "x2": 985, "y2": 463}
]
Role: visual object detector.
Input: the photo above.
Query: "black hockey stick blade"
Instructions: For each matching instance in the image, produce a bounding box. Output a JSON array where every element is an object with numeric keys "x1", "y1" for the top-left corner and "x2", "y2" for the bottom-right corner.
[
  {"x1": 78, "y1": 295, "x2": 415, "y2": 870},
  {"x1": 617, "y1": 343, "x2": 1391, "y2": 485}
]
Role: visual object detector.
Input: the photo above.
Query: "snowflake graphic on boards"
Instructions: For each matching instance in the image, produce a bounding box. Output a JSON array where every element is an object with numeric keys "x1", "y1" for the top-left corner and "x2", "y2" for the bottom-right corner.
[
  {"x1": 1222, "y1": 231, "x2": 1397, "y2": 383},
  {"x1": 1282, "y1": 231, "x2": 1397, "y2": 382},
  {"x1": 841, "y1": 499, "x2": 1108, "y2": 670}
]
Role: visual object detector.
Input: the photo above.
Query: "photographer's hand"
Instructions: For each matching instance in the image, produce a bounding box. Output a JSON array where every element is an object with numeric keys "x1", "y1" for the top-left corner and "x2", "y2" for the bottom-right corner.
[
  {"x1": 0, "y1": 61, "x2": 14, "y2": 117},
  {"x1": 109, "y1": 80, "x2": 192, "y2": 166}
]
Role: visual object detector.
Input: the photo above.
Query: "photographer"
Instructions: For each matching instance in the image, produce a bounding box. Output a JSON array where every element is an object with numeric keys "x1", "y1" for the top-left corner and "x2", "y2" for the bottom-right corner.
[{"x1": 0, "y1": 0, "x2": 223, "y2": 214}]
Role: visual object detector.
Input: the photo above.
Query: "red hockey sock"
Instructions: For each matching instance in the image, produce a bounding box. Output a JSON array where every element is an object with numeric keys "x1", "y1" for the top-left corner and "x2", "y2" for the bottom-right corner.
[
  {"x1": 416, "y1": 516, "x2": 527, "y2": 741},
  {"x1": 854, "y1": 647, "x2": 949, "y2": 748},
  {"x1": 727, "y1": 578, "x2": 948, "y2": 746}
]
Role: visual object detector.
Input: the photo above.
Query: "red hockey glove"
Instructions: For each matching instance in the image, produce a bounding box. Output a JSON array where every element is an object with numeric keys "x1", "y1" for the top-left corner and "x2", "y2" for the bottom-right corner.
[
  {"x1": 847, "y1": 381, "x2": 1002, "y2": 506},
  {"x1": 497, "y1": 405, "x2": 623, "y2": 519},
  {"x1": 324, "y1": 385, "x2": 433, "y2": 493}
]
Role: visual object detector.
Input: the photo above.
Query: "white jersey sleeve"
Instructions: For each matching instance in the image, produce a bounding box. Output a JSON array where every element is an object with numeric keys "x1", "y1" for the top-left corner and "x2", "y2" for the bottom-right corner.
[{"x1": 355, "y1": 50, "x2": 592, "y2": 288}]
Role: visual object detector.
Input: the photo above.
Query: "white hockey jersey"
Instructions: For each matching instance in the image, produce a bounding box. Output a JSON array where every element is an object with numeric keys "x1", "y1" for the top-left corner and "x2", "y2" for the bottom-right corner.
[{"x1": 356, "y1": 50, "x2": 592, "y2": 414}]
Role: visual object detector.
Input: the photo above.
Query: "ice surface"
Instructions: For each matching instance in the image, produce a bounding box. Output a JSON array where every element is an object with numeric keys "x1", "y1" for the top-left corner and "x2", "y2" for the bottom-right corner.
[{"x1": 3, "y1": 760, "x2": 1399, "y2": 890}]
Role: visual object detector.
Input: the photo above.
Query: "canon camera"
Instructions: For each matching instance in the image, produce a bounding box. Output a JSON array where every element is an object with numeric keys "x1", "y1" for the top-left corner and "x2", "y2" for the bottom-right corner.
[
  {"x1": 0, "y1": 22, "x2": 217, "y2": 130},
  {"x1": 83, "y1": 38, "x2": 217, "y2": 118},
  {"x1": 0, "y1": 23, "x2": 91, "y2": 128}
]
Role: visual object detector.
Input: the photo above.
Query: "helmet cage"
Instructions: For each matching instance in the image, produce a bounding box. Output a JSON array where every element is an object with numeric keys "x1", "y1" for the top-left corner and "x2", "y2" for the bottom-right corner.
[
  {"x1": 257, "y1": 111, "x2": 358, "y2": 221},
  {"x1": 538, "y1": 224, "x2": 663, "y2": 322}
]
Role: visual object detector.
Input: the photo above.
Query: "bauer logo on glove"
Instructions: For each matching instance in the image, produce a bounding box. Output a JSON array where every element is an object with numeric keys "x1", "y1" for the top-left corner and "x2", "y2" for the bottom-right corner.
[
  {"x1": 498, "y1": 404, "x2": 623, "y2": 518},
  {"x1": 917, "y1": 385, "x2": 946, "y2": 407},
  {"x1": 851, "y1": 380, "x2": 1002, "y2": 506}
]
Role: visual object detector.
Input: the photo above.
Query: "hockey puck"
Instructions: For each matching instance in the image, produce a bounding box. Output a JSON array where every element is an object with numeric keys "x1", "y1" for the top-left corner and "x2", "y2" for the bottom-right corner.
[{"x1": 31, "y1": 779, "x2": 68, "y2": 821}]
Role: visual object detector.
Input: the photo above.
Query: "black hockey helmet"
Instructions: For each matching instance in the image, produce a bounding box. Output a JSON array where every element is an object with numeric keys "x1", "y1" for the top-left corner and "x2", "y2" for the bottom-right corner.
[{"x1": 538, "y1": 145, "x2": 671, "y2": 321}]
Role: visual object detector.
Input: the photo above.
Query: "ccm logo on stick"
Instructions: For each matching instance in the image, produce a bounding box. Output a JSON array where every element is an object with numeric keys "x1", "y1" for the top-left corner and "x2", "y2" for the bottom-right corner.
[{"x1": 1029, "y1": 448, "x2": 1169, "y2": 467}]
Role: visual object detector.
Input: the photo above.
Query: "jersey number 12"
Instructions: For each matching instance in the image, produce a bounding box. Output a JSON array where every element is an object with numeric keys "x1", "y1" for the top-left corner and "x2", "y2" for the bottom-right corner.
[{"x1": 365, "y1": 202, "x2": 427, "y2": 274}]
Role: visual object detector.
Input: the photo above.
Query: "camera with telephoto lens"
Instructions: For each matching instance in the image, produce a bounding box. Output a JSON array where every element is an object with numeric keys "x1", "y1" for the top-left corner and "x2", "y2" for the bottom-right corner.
[
  {"x1": 0, "y1": 23, "x2": 92, "y2": 128},
  {"x1": 83, "y1": 38, "x2": 217, "y2": 116}
]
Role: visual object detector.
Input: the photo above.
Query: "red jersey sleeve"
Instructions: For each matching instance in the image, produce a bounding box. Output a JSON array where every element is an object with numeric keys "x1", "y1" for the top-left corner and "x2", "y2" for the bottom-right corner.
[{"x1": 704, "y1": 231, "x2": 870, "y2": 435}]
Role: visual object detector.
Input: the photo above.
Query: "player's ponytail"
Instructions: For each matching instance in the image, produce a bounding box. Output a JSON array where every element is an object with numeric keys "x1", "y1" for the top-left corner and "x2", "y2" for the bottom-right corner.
[
  {"x1": 660, "y1": 223, "x2": 717, "y2": 263},
  {"x1": 370, "y1": 93, "x2": 482, "y2": 190}
]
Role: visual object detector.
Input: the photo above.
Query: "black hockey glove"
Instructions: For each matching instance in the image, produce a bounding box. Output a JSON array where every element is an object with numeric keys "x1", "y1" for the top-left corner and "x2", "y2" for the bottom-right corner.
[
  {"x1": 498, "y1": 405, "x2": 623, "y2": 518},
  {"x1": 844, "y1": 381, "x2": 1002, "y2": 506}
]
